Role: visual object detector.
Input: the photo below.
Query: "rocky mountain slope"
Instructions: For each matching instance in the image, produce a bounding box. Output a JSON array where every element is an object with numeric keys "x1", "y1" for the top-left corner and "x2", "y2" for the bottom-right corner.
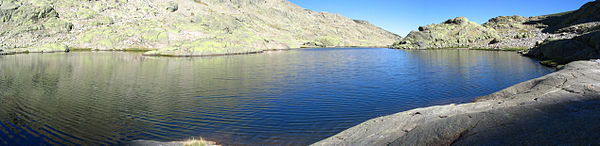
[
  {"x1": 526, "y1": 31, "x2": 600, "y2": 65},
  {"x1": 0, "y1": 0, "x2": 401, "y2": 56},
  {"x1": 523, "y1": 0, "x2": 600, "y2": 65},
  {"x1": 391, "y1": 1, "x2": 599, "y2": 51}
]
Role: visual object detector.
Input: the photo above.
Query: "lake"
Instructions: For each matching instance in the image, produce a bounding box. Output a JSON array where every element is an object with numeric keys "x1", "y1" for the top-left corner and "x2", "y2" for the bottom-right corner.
[{"x1": 0, "y1": 48, "x2": 554, "y2": 145}]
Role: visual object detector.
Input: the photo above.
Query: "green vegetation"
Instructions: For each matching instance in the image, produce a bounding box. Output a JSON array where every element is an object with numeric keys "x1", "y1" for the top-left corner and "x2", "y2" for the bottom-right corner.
[
  {"x1": 540, "y1": 60, "x2": 560, "y2": 67},
  {"x1": 315, "y1": 36, "x2": 343, "y2": 47},
  {"x1": 501, "y1": 47, "x2": 529, "y2": 51},
  {"x1": 468, "y1": 47, "x2": 529, "y2": 51},
  {"x1": 69, "y1": 47, "x2": 92, "y2": 51},
  {"x1": 3, "y1": 43, "x2": 69, "y2": 54}
]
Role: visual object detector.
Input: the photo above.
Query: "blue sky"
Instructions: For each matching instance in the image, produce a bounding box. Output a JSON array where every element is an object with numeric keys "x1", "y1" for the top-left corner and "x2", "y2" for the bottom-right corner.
[{"x1": 288, "y1": 0, "x2": 594, "y2": 37}]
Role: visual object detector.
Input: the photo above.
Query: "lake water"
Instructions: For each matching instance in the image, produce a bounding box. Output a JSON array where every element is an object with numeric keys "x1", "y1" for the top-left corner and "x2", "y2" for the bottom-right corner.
[{"x1": 0, "y1": 48, "x2": 554, "y2": 145}]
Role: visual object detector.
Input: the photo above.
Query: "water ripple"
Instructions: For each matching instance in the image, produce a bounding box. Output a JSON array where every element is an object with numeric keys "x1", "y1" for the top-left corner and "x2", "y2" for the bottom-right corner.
[{"x1": 0, "y1": 49, "x2": 554, "y2": 145}]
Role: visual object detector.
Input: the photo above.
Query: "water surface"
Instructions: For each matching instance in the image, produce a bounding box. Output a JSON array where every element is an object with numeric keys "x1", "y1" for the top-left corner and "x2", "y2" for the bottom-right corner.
[{"x1": 0, "y1": 48, "x2": 554, "y2": 145}]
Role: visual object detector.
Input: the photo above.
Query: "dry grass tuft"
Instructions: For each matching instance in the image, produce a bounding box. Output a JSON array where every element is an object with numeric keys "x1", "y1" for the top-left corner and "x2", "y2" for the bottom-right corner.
[{"x1": 182, "y1": 138, "x2": 219, "y2": 146}]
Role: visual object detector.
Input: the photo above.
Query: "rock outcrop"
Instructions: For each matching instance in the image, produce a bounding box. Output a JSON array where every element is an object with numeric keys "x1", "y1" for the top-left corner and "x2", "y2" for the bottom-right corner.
[
  {"x1": 391, "y1": 17, "x2": 498, "y2": 49},
  {"x1": 313, "y1": 61, "x2": 600, "y2": 145},
  {"x1": 522, "y1": 0, "x2": 600, "y2": 66},
  {"x1": 525, "y1": 31, "x2": 600, "y2": 65},
  {"x1": 390, "y1": 14, "x2": 581, "y2": 50},
  {"x1": 0, "y1": 0, "x2": 401, "y2": 56}
]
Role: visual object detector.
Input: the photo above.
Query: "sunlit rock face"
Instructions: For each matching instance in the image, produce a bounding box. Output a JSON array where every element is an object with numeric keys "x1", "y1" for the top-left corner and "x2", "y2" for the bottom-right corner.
[{"x1": 392, "y1": 17, "x2": 499, "y2": 49}]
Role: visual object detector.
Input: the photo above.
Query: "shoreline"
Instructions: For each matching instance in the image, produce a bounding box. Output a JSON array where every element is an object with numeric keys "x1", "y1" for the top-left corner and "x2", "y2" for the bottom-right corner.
[
  {"x1": 0, "y1": 46, "x2": 392, "y2": 57},
  {"x1": 0, "y1": 46, "x2": 529, "y2": 58},
  {"x1": 313, "y1": 60, "x2": 600, "y2": 145}
]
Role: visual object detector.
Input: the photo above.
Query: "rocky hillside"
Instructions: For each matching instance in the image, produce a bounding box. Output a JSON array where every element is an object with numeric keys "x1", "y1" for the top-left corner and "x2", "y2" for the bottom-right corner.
[
  {"x1": 523, "y1": 0, "x2": 600, "y2": 65},
  {"x1": 525, "y1": 30, "x2": 600, "y2": 66},
  {"x1": 392, "y1": 17, "x2": 498, "y2": 49},
  {"x1": 391, "y1": 1, "x2": 600, "y2": 50},
  {"x1": 0, "y1": 0, "x2": 401, "y2": 56},
  {"x1": 539, "y1": 1, "x2": 600, "y2": 34}
]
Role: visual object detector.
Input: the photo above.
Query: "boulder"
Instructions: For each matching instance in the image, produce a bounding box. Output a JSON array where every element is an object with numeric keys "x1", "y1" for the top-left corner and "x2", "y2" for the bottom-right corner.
[
  {"x1": 489, "y1": 38, "x2": 501, "y2": 44},
  {"x1": 482, "y1": 15, "x2": 528, "y2": 29},
  {"x1": 444, "y1": 16, "x2": 469, "y2": 25},
  {"x1": 526, "y1": 31, "x2": 600, "y2": 63},
  {"x1": 166, "y1": 1, "x2": 178, "y2": 12}
]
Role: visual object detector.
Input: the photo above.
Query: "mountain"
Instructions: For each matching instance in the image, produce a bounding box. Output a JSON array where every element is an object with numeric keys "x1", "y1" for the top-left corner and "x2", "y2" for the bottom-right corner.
[
  {"x1": 391, "y1": 1, "x2": 600, "y2": 51},
  {"x1": 0, "y1": 0, "x2": 401, "y2": 56}
]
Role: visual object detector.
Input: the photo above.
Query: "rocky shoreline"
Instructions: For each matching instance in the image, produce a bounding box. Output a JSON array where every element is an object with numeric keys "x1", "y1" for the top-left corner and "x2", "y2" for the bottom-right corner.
[{"x1": 313, "y1": 60, "x2": 600, "y2": 145}]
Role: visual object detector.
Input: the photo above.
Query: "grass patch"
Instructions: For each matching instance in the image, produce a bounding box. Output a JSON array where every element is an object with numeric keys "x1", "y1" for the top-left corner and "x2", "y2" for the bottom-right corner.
[
  {"x1": 540, "y1": 60, "x2": 560, "y2": 67},
  {"x1": 501, "y1": 47, "x2": 529, "y2": 51},
  {"x1": 0, "y1": 51, "x2": 17, "y2": 55},
  {"x1": 469, "y1": 47, "x2": 528, "y2": 51},
  {"x1": 69, "y1": 47, "x2": 92, "y2": 51},
  {"x1": 469, "y1": 48, "x2": 493, "y2": 50},
  {"x1": 122, "y1": 48, "x2": 158, "y2": 52},
  {"x1": 425, "y1": 46, "x2": 470, "y2": 49}
]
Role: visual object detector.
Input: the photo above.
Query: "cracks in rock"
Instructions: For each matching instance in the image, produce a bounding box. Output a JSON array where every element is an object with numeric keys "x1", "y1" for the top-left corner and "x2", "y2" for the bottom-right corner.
[
  {"x1": 450, "y1": 119, "x2": 482, "y2": 146},
  {"x1": 558, "y1": 78, "x2": 569, "y2": 88},
  {"x1": 562, "y1": 87, "x2": 583, "y2": 95},
  {"x1": 449, "y1": 129, "x2": 470, "y2": 146}
]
